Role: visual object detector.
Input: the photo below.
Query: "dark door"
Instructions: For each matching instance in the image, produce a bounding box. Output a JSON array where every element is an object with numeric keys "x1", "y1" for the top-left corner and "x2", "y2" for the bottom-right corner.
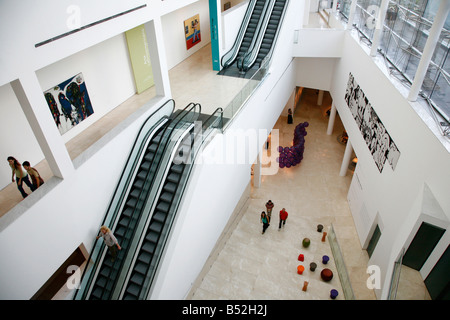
[
  {"x1": 424, "y1": 245, "x2": 450, "y2": 300},
  {"x1": 402, "y1": 222, "x2": 445, "y2": 270},
  {"x1": 367, "y1": 225, "x2": 381, "y2": 258}
]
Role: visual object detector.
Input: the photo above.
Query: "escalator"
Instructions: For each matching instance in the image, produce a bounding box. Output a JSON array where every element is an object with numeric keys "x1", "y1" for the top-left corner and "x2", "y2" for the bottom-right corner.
[
  {"x1": 120, "y1": 109, "x2": 223, "y2": 300},
  {"x1": 240, "y1": 0, "x2": 288, "y2": 73},
  {"x1": 219, "y1": 0, "x2": 270, "y2": 78},
  {"x1": 89, "y1": 122, "x2": 168, "y2": 300},
  {"x1": 74, "y1": 100, "x2": 223, "y2": 300}
]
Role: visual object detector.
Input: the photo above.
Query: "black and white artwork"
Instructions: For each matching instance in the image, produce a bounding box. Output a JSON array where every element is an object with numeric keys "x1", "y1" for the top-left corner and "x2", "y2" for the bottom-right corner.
[{"x1": 345, "y1": 73, "x2": 400, "y2": 172}]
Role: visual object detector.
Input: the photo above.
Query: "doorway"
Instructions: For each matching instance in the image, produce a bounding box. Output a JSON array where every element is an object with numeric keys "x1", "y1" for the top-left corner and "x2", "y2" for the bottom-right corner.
[
  {"x1": 366, "y1": 224, "x2": 381, "y2": 258},
  {"x1": 424, "y1": 245, "x2": 450, "y2": 300},
  {"x1": 402, "y1": 222, "x2": 445, "y2": 271}
]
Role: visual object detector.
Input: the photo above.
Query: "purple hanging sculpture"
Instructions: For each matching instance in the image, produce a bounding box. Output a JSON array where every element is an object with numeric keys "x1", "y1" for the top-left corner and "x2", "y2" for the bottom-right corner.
[{"x1": 277, "y1": 122, "x2": 309, "y2": 168}]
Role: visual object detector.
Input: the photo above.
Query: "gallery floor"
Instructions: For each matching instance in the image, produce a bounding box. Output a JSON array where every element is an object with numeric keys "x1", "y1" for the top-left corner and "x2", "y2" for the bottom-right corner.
[{"x1": 0, "y1": 39, "x2": 430, "y2": 300}]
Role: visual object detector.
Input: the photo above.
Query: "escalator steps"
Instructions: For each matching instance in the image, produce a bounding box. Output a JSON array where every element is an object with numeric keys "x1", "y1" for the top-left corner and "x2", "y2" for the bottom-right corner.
[
  {"x1": 171, "y1": 164, "x2": 184, "y2": 174},
  {"x1": 91, "y1": 287, "x2": 105, "y2": 300},
  {"x1": 167, "y1": 172, "x2": 180, "y2": 183},
  {"x1": 138, "y1": 251, "x2": 152, "y2": 265},
  {"x1": 163, "y1": 182, "x2": 177, "y2": 194},
  {"x1": 130, "y1": 272, "x2": 145, "y2": 286},
  {"x1": 142, "y1": 241, "x2": 156, "y2": 254},
  {"x1": 159, "y1": 192, "x2": 173, "y2": 203},
  {"x1": 153, "y1": 211, "x2": 166, "y2": 223},
  {"x1": 126, "y1": 283, "x2": 140, "y2": 298},
  {"x1": 145, "y1": 232, "x2": 159, "y2": 244},
  {"x1": 149, "y1": 220, "x2": 163, "y2": 233},
  {"x1": 156, "y1": 201, "x2": 170, "y2": 213}
]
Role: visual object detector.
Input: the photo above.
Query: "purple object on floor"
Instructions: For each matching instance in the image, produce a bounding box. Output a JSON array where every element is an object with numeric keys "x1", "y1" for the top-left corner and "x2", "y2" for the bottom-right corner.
[{"x1": 330, "y1": 289, "x2": 338, "y2": 299}]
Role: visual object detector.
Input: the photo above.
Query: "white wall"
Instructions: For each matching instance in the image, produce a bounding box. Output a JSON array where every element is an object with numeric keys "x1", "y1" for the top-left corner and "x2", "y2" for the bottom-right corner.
[
  {"x1": 148, "y1": 0, "x2": 303, "y2": 299},
  {"x1": 152, "y1": 48, "x2": 297, "y2": 301},
  {"x1": 327, "y1": 31, "x2": 450, "y2": 299},
  {"x1": 221, "y1": 1, "x2": 249, "y2": 54},
  {"x1": 161, "y1": 0, "x2": 212, "y2": 70},
  {"x1": 0, "y1": 0, "x2": 210, "y2": 189},
  {"x1": 293, "y1": 29, "x2": 345, "y2": 58},
  {"x1": 295, "y1": 57, "x2": 337, "y2": 92}
]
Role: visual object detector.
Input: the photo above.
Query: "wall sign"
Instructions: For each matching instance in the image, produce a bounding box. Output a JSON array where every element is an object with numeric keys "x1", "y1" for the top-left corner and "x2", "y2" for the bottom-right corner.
[{"x1": 125, "y1": 24, "x2": 154, "y2": 94}]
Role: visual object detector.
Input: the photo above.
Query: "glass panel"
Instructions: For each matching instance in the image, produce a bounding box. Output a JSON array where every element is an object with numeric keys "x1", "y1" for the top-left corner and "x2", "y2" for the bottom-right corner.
[
  {"x1": 328, "y1": 224, "x2": 356, "y2": 300},
  {"x1": 376, "y1": 0, "x2": 450, "y2": 124}
]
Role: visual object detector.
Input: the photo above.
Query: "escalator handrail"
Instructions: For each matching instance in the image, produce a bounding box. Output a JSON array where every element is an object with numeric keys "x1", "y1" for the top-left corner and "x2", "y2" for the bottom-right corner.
[
  {"x1": 256, "y1": 0, "x2": 289, "y2": 70},
  {"x1": 76, "y1": 101, "x2": 200, "y2": 300},
  {"x1": 96, "y1": 102, "x2": 201, "y2": 299},
  {"x1": 221, "y1": 0, "x2": 258, "y2": 68},
  {"x1": 86, "y1": 117, "x2": 170, "y2": 300},
  {"x1": 130, "y1": 109, "x2": 224, "y2": 300},
  {"x1": 119, "y1": 122, "x2": 195, "y2": 299},
  {"x1": 73, "y1": 99, "x2": 175, "y2": 299},
  {"x1": 239, "y1": 0, "x2": 276, "y2": 71},
  {"x1": 105, "y1": 102, "x2": 201, "y2": 299}
]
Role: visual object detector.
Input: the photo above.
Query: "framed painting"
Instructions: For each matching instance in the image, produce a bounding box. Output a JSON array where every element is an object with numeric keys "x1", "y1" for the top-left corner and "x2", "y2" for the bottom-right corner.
[
  {"x1": 184, "y1": 14, "x2": 201, "y2": 50},
  {"x1": 44, "y1": 72, "x2": 93, "y2": 135}
]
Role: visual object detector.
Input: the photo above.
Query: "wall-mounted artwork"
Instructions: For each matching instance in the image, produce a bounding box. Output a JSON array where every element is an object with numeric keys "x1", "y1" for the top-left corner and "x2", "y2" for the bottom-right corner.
[
  {"x1": 44, "y1": 72, "x2": 93, "y2": 135},
  {"x1": 184, "y1": 14, "x2": 201, "y2": 50},
  {"x1": 345, "y1": 73, "x2": 400, "y2": 172}
]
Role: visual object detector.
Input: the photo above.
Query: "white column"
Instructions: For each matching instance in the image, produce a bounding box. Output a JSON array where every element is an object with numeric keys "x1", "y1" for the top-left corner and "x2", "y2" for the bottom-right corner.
[
  {"x1": 370, "y1": 0, "x2": 390, "y2": 57},
  {"x1": 327, "y1": 102, "x2": 337, "y2": 135},
  {"x1": 304, "y1": 0, "x2": 311, "y2": 26},
  {"x1": 340, "y1": 138, "x2": 353, "y2": 176},
  {"x1": 332, "y1": 0, "x2": 338, "y2": 13},
  {"x1": 347, "y1": 0, "x2": 358, "y2": 30},
  {"x1": 408, "y1": 0, "x2": 450, "y2": 102},
  {"x1": 253, "y1": 154, "x2": 261, "y2": 188},
  {"x1": 145, "y1": 17, "x2": 171, "y2": 98},
  {"x1": 11, "y1": 74, "x2": 75, "y2": 179},
  {"x1": 317, "y1": 90, "x2": 324, "y2": 105}
]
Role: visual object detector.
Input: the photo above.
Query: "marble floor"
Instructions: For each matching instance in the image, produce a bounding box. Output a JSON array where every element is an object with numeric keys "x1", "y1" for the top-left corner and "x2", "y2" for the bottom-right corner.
[
  {"x1": 1, "y1": 40, "x2": 430, "y2": 300},
  {"x1": 188, "y1": 87, "x2": 374, "y2": 300}
]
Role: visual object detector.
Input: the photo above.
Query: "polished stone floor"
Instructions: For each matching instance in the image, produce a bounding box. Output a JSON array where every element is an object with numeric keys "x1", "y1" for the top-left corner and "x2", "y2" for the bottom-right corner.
[
  {"x1": 188, "y1": 86, "x2": 371, "y2": 300},
  {"x1": 1, "y1": 35, "x2": 430, "y2": 300}
]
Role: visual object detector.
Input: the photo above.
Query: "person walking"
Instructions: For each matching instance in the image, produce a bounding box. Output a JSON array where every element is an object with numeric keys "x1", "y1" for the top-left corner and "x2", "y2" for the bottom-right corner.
[
  {"x1": 260, "y1": 211, "x2": 270, "y2": 234},
  {"x1": 7, "y1": 156, "x2": 34, "y2": 198},
  {"x1": 279, "y1": 208, "x2": 288, "y2": 230},
  {"x1": 96, "y1": 226, "x2": 121, "y2": 262},
  {"x1": 265, "y1": 200, "x2": 274, "y2": 220},
  {"x1": 22, "y1": 161, "x2": 44, "y2": 190}
]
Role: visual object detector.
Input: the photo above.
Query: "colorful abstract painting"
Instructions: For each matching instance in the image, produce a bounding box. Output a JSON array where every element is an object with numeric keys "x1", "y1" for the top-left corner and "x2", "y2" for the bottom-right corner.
[
  {"x1": 184, "y1": 14, "x2": 201, "y2": 50},
  {"x1": 44, "y1": 72, "x2": 93, "y2": 135}
]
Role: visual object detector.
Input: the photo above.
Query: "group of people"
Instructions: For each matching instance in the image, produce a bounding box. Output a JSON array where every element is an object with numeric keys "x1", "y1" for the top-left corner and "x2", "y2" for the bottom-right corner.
[
  {"x1": 7, "y1": 156, "x2": 44, "y2": 199},
  {"x1": 260, "y1": 200, "x2": 289, "y2": 234}
]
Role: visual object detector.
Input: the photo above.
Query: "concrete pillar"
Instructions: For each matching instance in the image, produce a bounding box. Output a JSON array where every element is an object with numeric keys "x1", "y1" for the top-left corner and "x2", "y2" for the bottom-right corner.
[
  {"x1": 332, "y1": 0, "x2": 338, "y2": 13},
  {"x1": 11, "y1": 74, "x2": 75, "y2": 179},
  {"x1": 340, "y1": 138, "x2": 353, "y2": 176},
  {"x1": 304, "y1": 0, "x2": 311, "y2": 26},
  {"x1": 370, "y1": 0, "x2": 390, "y2": 57},
  {"x1": 317, "y1": 90, "x2": 324, "y2": 105},
  {"x1": 145, "y1": 17, "x2": 171, "y2": 98},
  {"x1": 253, "y1": 154, "x2": 261, "y2": 188},
  {"x1": 347, "y1": 0, "x2": 358, "y2": 30},
  {"x1": 327, "y1": 102, "x2": 337, "y2": 135},
  {"x1": 408, "y1": 0, "x2": 450, "y2": 102}
]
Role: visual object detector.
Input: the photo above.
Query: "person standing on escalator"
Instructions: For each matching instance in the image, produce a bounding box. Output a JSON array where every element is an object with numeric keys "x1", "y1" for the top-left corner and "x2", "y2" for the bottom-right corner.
[{"x1": 97, "y1": 226, "x2": 121, "y2": 262}]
